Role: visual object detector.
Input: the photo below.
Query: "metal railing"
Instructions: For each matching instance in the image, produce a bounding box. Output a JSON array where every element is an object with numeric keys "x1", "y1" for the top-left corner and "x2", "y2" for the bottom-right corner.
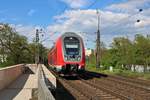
[{"x1": 38, "y1": 65, "x2": 55, "y2": 100}]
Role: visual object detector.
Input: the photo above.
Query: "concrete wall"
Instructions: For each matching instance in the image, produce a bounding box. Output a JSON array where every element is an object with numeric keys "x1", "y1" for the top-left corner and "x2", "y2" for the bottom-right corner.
[
  {"x1": 0, "y1": 64, "x2": 24, "y2": 90},
  {"x1": 42, "y1": 65, "x2": 56, "y2": 88},
  {"x1": 38, "y1": 64, "x2": 56, "y2": 100}
]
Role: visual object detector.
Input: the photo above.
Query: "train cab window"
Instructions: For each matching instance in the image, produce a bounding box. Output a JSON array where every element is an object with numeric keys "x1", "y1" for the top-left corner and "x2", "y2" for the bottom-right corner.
[
  {"x1": 65, "y1": 44, "x2": 79, "y2": 55},
  {"x1": 64, "y1": 37, "x2": 80, "y2": 56}
]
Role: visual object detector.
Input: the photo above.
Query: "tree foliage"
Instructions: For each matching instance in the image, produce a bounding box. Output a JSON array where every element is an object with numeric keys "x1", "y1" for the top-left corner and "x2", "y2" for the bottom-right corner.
[
  {"x1": 0, "y1": 24, "x2": 48, "y2": 67},
  {"x1": 101, "y1": 34, "x2": 150, "y2": 71}
]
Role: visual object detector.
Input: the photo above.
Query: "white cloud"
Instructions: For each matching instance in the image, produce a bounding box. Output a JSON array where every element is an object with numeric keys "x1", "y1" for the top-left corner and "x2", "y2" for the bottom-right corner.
[
  {"x1": 10, "y1": 0, "x2": 150, "y2": 49},
  {"x1": 10, "y1": 24, "x2": 55, "y2": 48},
  {"x1": 106, "y1": 0, "x2": 150, "y2": 14},
  {"x1": 134, "y1": 19, "x2": 150, "y2": 28},
  {"x1": 10, "y1": 24, "x2": 37, "y2": 42},
  {"x1": 27, "y1": 9, "x2": 36, "y2": 16},
  {"x1": 61, "y1": 0, "x2": 89, "y2": 8},
  {"x1": 47, "y1": 8, "x2": 150, "y2": 48},
  {"x1": 143, "y1": 8, "x2": 150, "y2": 15}
]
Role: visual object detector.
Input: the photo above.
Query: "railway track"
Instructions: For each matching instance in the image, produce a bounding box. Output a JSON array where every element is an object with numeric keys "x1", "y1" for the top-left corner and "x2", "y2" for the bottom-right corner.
[
  {"x1": 86, "y1": 71, "x2": 150, "y2": 87},
  {"x1": 83, "y1": 71, "x2": 150, "y2": 100},
  {"x1": 59, "y1": 77, "x2": 123, "y2": 100},
  {"x1": 49, "y1": 69, "x2": 123, "y2": 100},
  {"x1": 48, "y1": 68, "x2": 150, "y2": 100}
]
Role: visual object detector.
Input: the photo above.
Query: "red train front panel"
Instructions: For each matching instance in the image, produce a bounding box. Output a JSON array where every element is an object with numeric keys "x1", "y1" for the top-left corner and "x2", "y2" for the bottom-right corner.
[{"x1": 48, "y1": 32, "x2": 85, "y2": 74}]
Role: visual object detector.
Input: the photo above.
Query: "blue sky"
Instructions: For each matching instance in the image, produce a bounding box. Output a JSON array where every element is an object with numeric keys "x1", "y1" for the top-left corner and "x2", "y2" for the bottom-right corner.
[
  {"x1": 0, "y1": 0, "x2": 150, "y2": 48},
  {"x1": 0, "y1": 0, "x2": 125, "y2": 25}
]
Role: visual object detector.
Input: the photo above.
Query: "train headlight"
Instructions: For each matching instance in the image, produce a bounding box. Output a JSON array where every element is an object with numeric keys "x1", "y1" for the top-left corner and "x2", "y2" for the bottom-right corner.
[
  {"x1": 64, "y1": 55, "x2": 68, "y2": 60},
  {"x1": 78, "y1": 56, "x2": 81, "y2": 61},
  {"x1": 65, "y1": 57, "x2": 67, "y2": 60}
]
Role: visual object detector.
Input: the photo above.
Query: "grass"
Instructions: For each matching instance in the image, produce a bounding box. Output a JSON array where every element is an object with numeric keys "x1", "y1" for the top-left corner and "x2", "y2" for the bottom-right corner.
[
  {"x1": 86, "y1": 65, "x2": 150, "y2": 80},
  {"x1": 0, "y1": 63, "x2": 7, "y2": 68},
  {"x1": 0, "y1": 62, "x2": 13, "y2": 68}
]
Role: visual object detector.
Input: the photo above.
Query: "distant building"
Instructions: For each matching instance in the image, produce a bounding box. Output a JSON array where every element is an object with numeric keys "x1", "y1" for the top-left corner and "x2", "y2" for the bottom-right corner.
[{"x1": 85, "y1": 48, "x2": 92, "y2": 56}]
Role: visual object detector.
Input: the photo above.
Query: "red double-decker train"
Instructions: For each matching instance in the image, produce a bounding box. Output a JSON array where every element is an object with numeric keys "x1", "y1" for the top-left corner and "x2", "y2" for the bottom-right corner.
[{"x1": 48, "y1": 32, "x2": 85, "y2": 75}]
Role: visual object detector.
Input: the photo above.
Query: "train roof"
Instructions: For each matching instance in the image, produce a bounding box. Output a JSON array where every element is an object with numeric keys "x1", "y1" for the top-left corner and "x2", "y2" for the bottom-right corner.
[
  {"x1": 60, "y1": 32, "x2": 81, "y2": 39},
  {"x1": 48, "y1": 32, "x2": 82, "y2": 53}
]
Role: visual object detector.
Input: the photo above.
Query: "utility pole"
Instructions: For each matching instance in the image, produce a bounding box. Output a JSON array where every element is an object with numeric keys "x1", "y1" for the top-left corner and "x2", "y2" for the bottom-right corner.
[
  {"x1": 35, "y1": 29, "x2": 39, "y2": 64},
  {"x1": 96, "y1": 9, "x2": 101, "y2": 68},
  {"x1": 40, "y1": 34, "x2": 44, "y2": 64},
  {"x1": 35, "y1": 28, "x2": 45, "y2": 64}
]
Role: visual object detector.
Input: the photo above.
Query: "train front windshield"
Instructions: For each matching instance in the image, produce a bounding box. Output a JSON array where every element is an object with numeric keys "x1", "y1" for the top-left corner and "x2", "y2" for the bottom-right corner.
[
  {"x1": 65, "y1": 44, "x2": 79, "y2": 55},
  {"x1": 64, "y1": 37, "x2": 80, "y2": 55}
]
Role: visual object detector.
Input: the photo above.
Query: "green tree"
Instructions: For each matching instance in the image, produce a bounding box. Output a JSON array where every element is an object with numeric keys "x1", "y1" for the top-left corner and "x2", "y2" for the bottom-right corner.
[
  {"x1": 101, "y1": 37, "x2": 136, "y2": 70},
  {"x1": 134, "y1": 34, "x2": 150, "y2": 72},
  {"x1": 0, "y1": 24, "x2": 30, "y2": 64},
  {"x1": 111, "y1": 37, "x2": 134, "y2": 68}
]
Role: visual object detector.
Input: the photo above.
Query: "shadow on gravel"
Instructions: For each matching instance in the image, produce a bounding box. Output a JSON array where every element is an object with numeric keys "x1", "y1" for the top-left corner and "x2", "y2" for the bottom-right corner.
[
  {"x1": 61, "y1": 71, "x2": 108, "y2": 80},
  {"x1": 86, "y1": 71, "x2": 108, "y2": 78},
  {"x1": 79, "y1": 71, "x2": 108, "y2": 80},
  {"x1": 56, "y1": 80, "x2": 76, "y2": 100},
  {"x1": 62, "y1": 76, "x2": 78, "y2": 80}
]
